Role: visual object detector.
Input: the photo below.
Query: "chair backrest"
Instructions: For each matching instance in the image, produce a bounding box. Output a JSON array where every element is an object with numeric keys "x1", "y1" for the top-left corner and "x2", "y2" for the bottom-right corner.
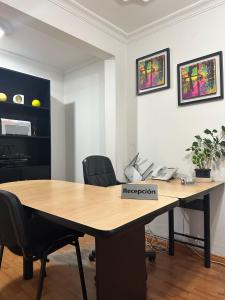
[
  {"x1": 0, "y1": 190, "x2": 28, "y2": 255},
  {"x1": 82, "y1": 155, "x2": 118, "y2": 187}
]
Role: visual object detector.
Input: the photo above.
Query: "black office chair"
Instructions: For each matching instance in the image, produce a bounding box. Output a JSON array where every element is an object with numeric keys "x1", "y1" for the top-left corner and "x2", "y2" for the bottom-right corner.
[
  {"x1": 82, "y1": 155, "x2": 122, "y2": 187},
  {"x1": 82, "y1": 155, "x2": 156, "y2": 263},
  {"x1": 0, "y1": 190, "x2": 88, "y2": 300}
]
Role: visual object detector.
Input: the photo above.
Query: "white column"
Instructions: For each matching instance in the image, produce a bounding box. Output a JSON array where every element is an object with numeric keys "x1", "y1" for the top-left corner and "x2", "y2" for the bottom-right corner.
[{"x1": 104, "y1": 59, "x2": 116, "y2": 167}]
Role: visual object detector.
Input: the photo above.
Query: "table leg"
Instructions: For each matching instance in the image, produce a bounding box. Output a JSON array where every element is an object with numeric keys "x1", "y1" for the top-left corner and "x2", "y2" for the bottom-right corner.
[
  {"x1": 96, "y1": 225, "x2": 146, "y2": 300},
  {"x1": 168, "y1": 209, "x2": 174, "y2": 256},
  {"x1": 204, "y1": 194, "x2": 211, "y2": 268},
  {"x1": 23, "y1": 257, "x2": 33, "y2": 280}
]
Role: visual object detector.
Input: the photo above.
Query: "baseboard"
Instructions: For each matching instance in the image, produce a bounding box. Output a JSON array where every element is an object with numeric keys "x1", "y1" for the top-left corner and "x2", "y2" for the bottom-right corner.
[{"x1": 211, "y1": 253, "x2": 225, "y2": 264}]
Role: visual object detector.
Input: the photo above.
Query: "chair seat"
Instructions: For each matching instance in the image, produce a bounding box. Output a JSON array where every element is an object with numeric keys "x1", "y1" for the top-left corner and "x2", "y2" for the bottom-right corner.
[{"x1": 8, "y1": 215, "x2": 83, "y2": 258}]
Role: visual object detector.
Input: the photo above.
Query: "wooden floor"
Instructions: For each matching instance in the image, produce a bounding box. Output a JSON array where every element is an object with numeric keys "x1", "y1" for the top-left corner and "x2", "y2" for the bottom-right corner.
[{"x1": 0, "y1": 236, "x2": 225, "y2": 300}]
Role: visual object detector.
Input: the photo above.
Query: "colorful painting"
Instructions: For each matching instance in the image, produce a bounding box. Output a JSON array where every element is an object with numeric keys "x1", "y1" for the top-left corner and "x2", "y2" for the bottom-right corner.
[
  {"x1": 181, "y1": 59, "x2": 217, "y2": 99},
  {"x1": 178, "y1": 52, "x2": 223, "y2": 105},
  {"x1": 136, "y1": 48, "x2": 170, "y2": 95},
  {"x1": 138, "y1": 55, "x2": 165, "y2": 89}
]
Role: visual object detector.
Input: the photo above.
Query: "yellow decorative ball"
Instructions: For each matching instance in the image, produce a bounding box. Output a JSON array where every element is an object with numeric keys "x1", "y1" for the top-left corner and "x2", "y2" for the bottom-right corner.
[
  {"x1": 32, "y1": 99, "x2": 41, "y2": 107},
  {"x1": 0, "y1": 93, "x2": 7, "y2": 102}
]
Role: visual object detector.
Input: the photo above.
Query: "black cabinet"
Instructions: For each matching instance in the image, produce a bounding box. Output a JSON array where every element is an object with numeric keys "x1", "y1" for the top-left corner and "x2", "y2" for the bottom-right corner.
[
  {"x1": 0, "y1": 167, "x2": 21, "y2": 183},
  {"x1": 0, "y1": 67, "x2": 51, "y2": 183}
]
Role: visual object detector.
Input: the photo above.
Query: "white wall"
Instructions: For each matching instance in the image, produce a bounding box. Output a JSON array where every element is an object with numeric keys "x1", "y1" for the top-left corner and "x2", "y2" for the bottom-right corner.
[
  {"x1": 128, "y1": 4, "x2": 225, "y2": 256},
  {"x1": 64, "y1": 60, "x2": 106, "y2": 182},
  {"x1": 0, "y1": 50, "x2": 66, "y2": 179}
]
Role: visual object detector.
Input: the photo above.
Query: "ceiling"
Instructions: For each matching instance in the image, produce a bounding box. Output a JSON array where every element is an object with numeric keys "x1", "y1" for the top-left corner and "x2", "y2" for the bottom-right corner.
[
  {"x1": 74, "y1": 0, "x2": 201, "y2": 33},
  {"x1": 0, "y1": 0, "x2": 206, "y2": 71},
  {"x1": 0, "y1": 2, "x2": 111, "y2": 72}
]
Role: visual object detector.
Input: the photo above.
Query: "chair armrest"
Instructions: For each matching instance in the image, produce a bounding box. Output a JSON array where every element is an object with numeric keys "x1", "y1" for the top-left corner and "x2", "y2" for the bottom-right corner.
[{"x1": 116, "y1": 180, "x2": 126, "y2": 185}]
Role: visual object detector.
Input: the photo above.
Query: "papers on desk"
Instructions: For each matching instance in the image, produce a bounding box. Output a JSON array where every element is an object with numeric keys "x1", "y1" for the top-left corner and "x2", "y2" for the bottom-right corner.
[{"x1": 121, "y1": 184, "x2": 158, "y2": 200}]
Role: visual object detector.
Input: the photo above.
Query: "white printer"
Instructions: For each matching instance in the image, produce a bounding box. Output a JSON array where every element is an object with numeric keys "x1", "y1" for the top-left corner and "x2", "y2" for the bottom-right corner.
[{"x1": 1, "y1": 118, "x2": 31, "y2": 136}]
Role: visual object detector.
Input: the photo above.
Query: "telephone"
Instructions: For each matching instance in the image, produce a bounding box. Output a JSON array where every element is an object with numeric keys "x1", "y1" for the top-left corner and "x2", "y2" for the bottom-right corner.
[{"x1": 151, "y1": 166, "x2": 177, "y2": 181}]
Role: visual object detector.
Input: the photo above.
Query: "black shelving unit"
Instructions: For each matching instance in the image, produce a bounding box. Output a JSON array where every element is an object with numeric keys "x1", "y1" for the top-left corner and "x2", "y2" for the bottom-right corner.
[{"x1": 0, "y1": 67, "x2": 51, "y2": 183}]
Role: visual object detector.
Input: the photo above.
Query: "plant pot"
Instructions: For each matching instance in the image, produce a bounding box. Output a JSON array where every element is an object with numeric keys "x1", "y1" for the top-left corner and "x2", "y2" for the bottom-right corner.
[{"x1": 195, "y1": 168, "x2": 211, "y2": 178}]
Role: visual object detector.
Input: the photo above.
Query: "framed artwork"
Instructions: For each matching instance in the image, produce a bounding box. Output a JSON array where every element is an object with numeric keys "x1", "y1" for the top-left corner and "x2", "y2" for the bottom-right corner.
[
  {"x1": 136, "y1": 48, "x2": 170, "y2": 96},
  {"x1": 177, "y1": 51, "x2": 224, "y2": 105}
]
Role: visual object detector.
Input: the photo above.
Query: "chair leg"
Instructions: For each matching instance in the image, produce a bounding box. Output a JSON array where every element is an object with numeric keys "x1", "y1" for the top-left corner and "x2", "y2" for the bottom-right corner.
[
  {"x1": 0, "y1": 245, "x2": 4, "y2": 268},
  {"x1": 74, "y1": 239, "x2": 88, "y2": 300},
  {"x1": 88, "y1": 249, "x2": 96, "y2": 262},
  {"x1": 36, "y1": 257, "x2": 47, "y2": 300},
  {"x1": 23, "y1": 257, "x2": 33, "y2": 280}
]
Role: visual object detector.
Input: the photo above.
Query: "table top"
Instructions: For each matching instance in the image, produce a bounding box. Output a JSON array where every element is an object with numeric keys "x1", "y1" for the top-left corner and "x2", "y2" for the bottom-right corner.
[
  {"x1": 0, "y1": 180, "x2": 178, "y2": 237},
  {"x1": 110, "y1": 179, "x2": 224, "y2": 200},
  {"x1": 138, "y1": 179, "x2": 224, "y2": 200}
]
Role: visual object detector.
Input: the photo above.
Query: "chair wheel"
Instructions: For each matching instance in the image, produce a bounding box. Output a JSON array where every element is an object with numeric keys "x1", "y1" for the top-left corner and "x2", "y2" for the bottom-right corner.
[
  {"x1": 148, "y1": 256, "x2": 156, "y2": 262},
  {"x1": 89, "y1": 254, "x2": 95, "y2": 261},
  {"x1": 148, "y1": 252, "x2": 156, "y2": 262}
]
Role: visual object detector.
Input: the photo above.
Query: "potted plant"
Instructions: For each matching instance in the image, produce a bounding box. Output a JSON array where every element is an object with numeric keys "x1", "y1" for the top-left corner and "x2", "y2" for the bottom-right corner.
[{"x1": 186, "y1": 126, "x2": 225, "y2": 179}]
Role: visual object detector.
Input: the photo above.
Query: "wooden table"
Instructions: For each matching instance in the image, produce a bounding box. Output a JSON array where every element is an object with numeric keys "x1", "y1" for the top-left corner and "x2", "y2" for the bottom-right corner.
[
  {"x1": 0, "y1": 180, "x2": 179, "y2": 300},
  {"x1": 143, "y1": 179, "x2": 224, "y2": 268}
]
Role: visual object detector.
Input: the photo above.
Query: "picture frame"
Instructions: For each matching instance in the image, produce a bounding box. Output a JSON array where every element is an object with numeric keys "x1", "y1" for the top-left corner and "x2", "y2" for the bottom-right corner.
[
  {"x1": 177, "y1": 51, "x2": 224, "y2": 106},
  {"x1": 136, "y1": 48, "x2": 170, "y2": 96}
]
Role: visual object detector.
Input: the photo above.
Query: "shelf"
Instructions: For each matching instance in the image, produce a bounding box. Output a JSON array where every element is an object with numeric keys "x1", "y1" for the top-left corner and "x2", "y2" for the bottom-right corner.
[
  {"x1": 0, "y1": 135, "x2": 50, "y2": 140},
  {"x1": 0, "y1": 101, "x2": 49, "y2": 112},
  {"x1": 0, "y1": 164, "x2": 50, "y2": 169},
  {"x1": 0, "y1": 165, "x2": 50, "y2": 183}
]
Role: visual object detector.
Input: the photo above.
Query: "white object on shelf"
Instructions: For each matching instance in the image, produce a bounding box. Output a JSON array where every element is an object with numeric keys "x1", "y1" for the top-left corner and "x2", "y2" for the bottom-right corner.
[
  {"x1": 1, "y1": 118, "x2": 31, "y2": 136},
  {"x1": 13, "y1": 94, "x2": 24, "y2": 104}
]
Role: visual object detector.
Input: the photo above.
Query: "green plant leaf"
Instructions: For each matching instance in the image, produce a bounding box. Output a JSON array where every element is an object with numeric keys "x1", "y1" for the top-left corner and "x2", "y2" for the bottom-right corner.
[
  {"x1": 215, "y1": 151, "x2": 221, "y2": 158},
  {"x1": 204, "y1": 138, "x2": 212, "y2": 144},
  {"x1": 212, "y1": 129, "x2": 218, "y2": 133},
  {"x1": 222, "y1": 125, "x2": 225, "y2": 132},
  {"x1": 213, "y1": 137, "x2": 219, "y2": 143},
  {"x1": 204, "y1": 129, "x2": 211, "y2": 134},
  {"x1": 203, "y1": 148, "x2": 208, "y2": 154},
  {"x1": 192, "y1": 141, "x2": 198, "y2": 147},
  {"x1": 194, "y1": 135, "x2": 202, "y2": 140}
]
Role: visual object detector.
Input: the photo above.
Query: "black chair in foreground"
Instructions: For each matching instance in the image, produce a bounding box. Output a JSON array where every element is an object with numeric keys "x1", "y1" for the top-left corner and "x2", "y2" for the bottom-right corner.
[
  {"x1": 82, "y1": 155, "x2": 123, "y2": 261},
  {"x1": 0, "y1": 190, "x2": 88, "y2": 300}
]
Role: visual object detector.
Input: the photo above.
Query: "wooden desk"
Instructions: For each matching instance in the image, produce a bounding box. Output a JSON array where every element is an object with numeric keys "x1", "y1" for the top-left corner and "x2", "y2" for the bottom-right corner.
[
  {"x1": 0, "y1": 180, "x2": 178, "y2": 300},
  {"x1": 142, "y1": 179, "x2": 224, "y2": 267}
]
